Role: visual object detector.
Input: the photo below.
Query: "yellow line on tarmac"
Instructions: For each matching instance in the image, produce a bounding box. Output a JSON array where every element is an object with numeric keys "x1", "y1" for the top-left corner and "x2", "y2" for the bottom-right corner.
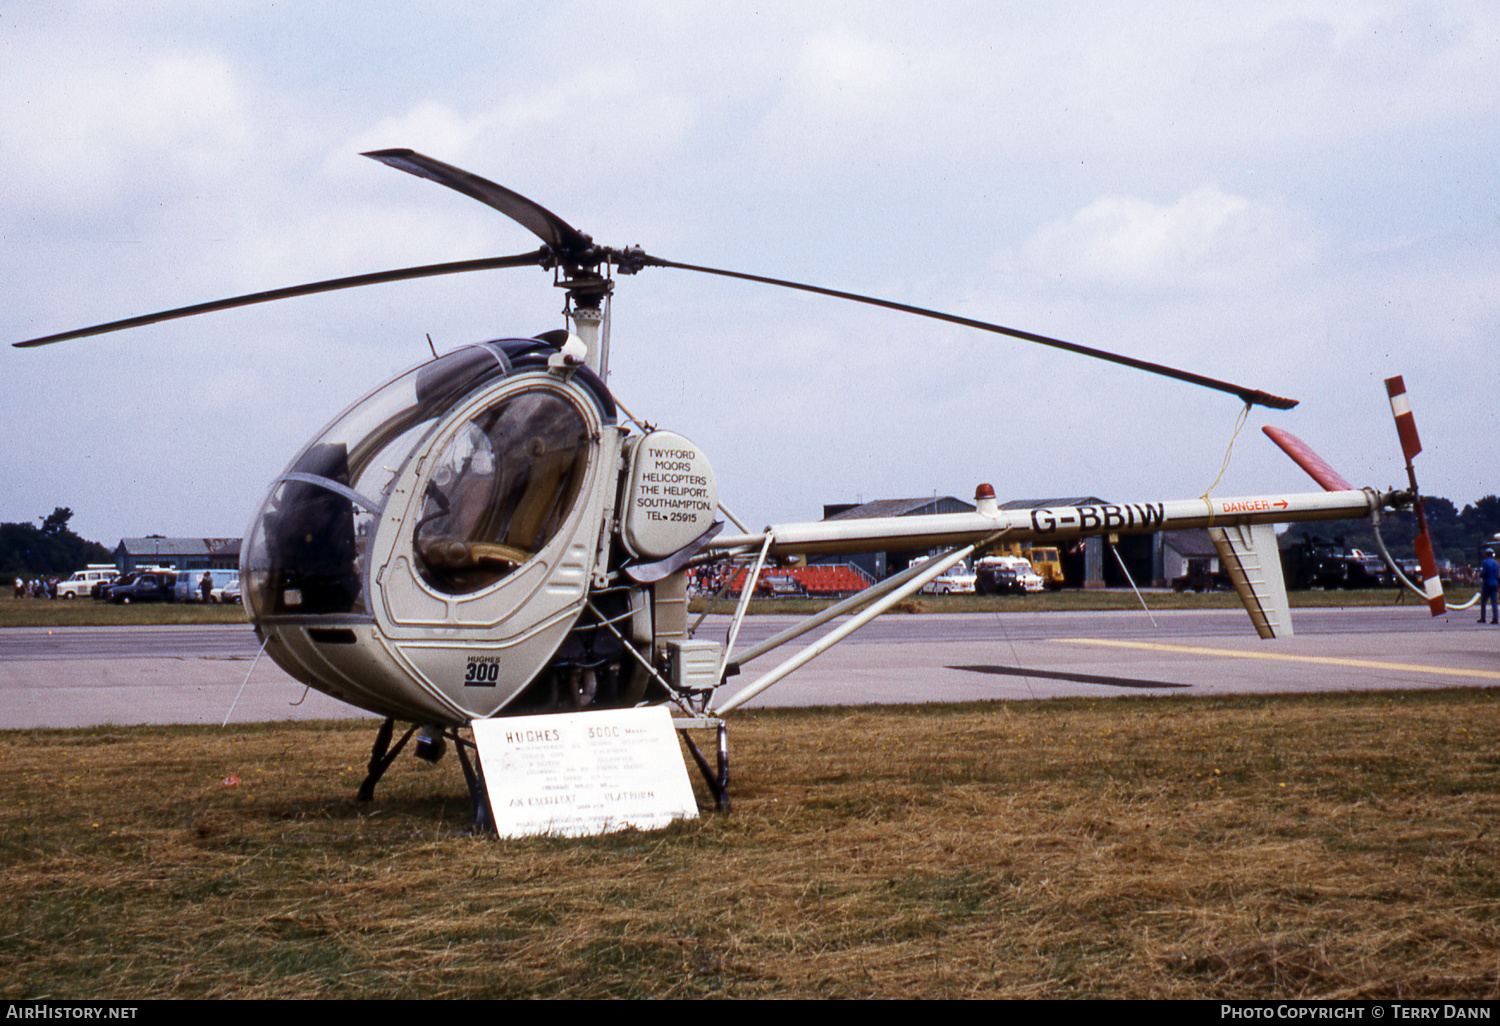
[{"x1": 1061, "y1": 638, "x2": 1500, "y2": 681}]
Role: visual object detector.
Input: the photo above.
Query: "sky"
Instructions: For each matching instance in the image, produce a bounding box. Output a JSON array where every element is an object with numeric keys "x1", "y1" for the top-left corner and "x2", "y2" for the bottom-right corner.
[{"x1": 3, "y1": 1, "x2": 1497, "y2": 548}]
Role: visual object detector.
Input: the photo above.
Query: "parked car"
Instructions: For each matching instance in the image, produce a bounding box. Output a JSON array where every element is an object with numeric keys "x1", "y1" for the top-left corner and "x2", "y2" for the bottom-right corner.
[
  {"x1": 1172, "y1": 562, "x2": 1230, "y2": 592},
  {"x1": 212, "y1": 575, "x2": 242, "y2": 604},
  {"x1": 108, "y1": 571, "x2": 177, "y2": 604},
  {"x1": 96, "y1": 571, "x2": 141, "y2": 601},
  {"x1": 175, "y1": 568, "x2": 240, "y2": 603},
  {"x1": 974, "y1": 555, "x2": 1045, "y2": 595},
  {"x1": 96, "y1": 568, "x2": 166, "y2": 601}
]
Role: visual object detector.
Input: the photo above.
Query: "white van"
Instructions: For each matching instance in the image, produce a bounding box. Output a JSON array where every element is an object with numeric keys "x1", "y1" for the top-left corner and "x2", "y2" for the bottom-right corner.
[
  {"x1": 914, "y1": 557, "x2": 978, "y2": 595},
  {"x1": 57, "y1": 566, "x2": 118, "y2": 599},
  {"x1": 174, "y1": 568, "x2": 240, "y2": 603}
]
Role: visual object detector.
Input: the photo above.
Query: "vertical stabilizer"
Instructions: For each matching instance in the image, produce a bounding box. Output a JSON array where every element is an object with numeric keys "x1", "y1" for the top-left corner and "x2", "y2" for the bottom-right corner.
[{"x1": 1210, "y1": 522, "x2": 1293, "y2": 638}]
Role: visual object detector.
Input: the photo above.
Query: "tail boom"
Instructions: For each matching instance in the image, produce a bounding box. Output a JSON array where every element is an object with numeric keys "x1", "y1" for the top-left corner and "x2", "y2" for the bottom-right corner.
[{"x1": 710, "y1": 489, "x2": 1376, "y2": 559}]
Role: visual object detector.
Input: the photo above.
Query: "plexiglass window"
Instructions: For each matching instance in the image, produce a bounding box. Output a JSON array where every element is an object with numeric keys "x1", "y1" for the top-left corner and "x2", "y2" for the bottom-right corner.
[
  {"x1": 414, "y1": 391, "x2": 590, "y2": 595},
  {"x1": 243, "y1": 344, "x2": 512, "y2": 618}
]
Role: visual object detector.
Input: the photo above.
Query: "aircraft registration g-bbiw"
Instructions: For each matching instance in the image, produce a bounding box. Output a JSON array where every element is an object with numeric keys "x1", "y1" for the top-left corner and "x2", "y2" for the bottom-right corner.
[{"x1": 12, "y1": 150, "x2": 1445, "y2": 822}]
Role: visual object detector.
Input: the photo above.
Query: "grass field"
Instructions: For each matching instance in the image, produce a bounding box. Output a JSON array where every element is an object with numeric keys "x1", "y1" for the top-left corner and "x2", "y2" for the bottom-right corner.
[
  {"x1": 0, "y1": 595, "x2": 248, "y2": 628},
  {"x1": 0, "y1": 587, "x2": 1423, "y2": 629},
  {"x1": 3, "y1": 689, "x2": 1499, "y2": 999}
]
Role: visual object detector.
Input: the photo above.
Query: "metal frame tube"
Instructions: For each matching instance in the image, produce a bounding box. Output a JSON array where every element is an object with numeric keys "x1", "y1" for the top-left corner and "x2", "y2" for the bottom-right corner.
[
  {"x1": 714, "y1": 537, "x2": 998, "y2": 714},
  {"x1": 1109, "y1": 540, "x2": 1157, "y2": 628},
  {"x1": 724, "y1": 551, "x2": 954, "y2": 671},
  {"x1": 717, "y1": 532, "x2": 773, "y2": 682}
]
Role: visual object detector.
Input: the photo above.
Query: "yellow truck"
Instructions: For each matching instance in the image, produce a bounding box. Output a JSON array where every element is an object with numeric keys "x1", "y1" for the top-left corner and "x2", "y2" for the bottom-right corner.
[{"x1": 999, "y1": 542, "x2": 1065, "y2": 589}]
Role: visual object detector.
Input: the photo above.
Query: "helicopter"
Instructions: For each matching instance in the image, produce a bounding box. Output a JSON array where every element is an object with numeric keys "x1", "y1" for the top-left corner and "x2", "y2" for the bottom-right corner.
[{"x1": 12, "y1": 149, "x2": 1447, "y2": 823}]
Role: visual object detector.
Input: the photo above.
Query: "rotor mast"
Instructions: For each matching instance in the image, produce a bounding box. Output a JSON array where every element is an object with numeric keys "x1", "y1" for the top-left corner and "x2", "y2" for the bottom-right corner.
[{"x1": 558, "y1": 269, "x2": 612, "y2": 381}]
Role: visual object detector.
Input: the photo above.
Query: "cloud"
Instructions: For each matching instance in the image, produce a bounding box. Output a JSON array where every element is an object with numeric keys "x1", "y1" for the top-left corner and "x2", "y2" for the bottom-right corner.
[
  {"x1": 0, "y1": 40, "x2": 255, "y2": 209},
  {"x1": 1182, "y1": 5, "x2": 1500, "y2": 150},
  {"x1": 1011, "y1": 185, "x2": 1320, "y2": 293},
  {"x1": 341, "y1": 70, "x2": 700, "y2": 186}
]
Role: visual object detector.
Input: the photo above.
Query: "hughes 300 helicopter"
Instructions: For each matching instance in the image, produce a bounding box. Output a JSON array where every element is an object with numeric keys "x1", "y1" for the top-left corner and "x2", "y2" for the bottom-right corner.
[{"x1": 13, "y1": 150, "x2": 1448, "y2": 826}]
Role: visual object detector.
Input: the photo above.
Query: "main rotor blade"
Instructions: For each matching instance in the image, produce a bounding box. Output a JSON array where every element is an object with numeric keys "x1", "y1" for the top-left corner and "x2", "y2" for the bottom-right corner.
[
  {"x1": 363, "y1": 149, "x2": 594, "y2": 256},
  {"x1": 639, "y1": 256, "x2": 1298, "y2": 410},
  {"x1": 12, "y1": 250, "x2": 547, "y2": 348}
]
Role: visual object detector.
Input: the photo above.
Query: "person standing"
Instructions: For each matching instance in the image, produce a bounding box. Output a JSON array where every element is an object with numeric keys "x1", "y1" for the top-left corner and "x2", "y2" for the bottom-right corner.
[{"x1": 1480, "y1": 549, "x2": 1499, "y2": 625}]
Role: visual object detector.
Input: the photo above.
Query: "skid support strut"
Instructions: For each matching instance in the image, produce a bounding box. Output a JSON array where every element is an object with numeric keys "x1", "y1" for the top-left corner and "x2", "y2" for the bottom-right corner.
[
  {"x1": 357, "y1": 717, "x2": 418, "y2": 802},
  {"x1": 675, "y1": 717, "x2": 729, "y2": 813},
  {"x1": 356, "y1": 718, "x2": 492, "y2": 834},
  {"x1": 453, "y1": 727, "x2": 494, "y2": 835}
]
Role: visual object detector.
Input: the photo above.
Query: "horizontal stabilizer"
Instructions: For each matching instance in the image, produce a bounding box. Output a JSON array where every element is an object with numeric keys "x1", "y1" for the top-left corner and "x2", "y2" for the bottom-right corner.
[{"x1": 1211, "y1": 523, "x2": 1293, "y2": 639}]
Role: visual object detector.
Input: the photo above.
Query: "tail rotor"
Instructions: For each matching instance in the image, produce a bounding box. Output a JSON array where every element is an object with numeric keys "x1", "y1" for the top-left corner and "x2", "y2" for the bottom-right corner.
[
  {"x1": 1263, "y1": 377, "x2": 1445, "y2": 617},
  {"x1": 1384, "y1": 376, "x2": 1445, "y2": 616}
]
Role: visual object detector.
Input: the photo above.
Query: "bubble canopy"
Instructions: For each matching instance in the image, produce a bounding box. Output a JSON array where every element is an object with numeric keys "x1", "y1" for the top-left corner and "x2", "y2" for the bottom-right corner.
[{"x1": 241, "y1": 340, "x2": 611, "y2": 621}]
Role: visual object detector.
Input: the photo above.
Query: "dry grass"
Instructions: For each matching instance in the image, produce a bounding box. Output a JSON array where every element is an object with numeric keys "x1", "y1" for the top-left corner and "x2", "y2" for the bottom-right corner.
[
  {"x1": 0, "y1": 595, "x2": 246, "y2": 628},
  {"x1": 2, "y1": 690, "x2": 1499, "y2": 998}
]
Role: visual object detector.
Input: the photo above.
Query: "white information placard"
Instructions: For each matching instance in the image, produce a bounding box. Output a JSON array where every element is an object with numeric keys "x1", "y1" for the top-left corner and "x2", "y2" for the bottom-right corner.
[{"x1": 471, "y1": 707, "x2": 699, "y2": 839}]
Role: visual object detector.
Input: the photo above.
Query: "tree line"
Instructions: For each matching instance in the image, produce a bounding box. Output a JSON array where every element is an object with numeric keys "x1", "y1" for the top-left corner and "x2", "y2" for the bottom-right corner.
[
  {"x1": 0, "y1": 508, "x2": 112, "y2": 582},
  {"x1": 1279, "y1": 495, "x2": 1500, "y2": 567}
]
